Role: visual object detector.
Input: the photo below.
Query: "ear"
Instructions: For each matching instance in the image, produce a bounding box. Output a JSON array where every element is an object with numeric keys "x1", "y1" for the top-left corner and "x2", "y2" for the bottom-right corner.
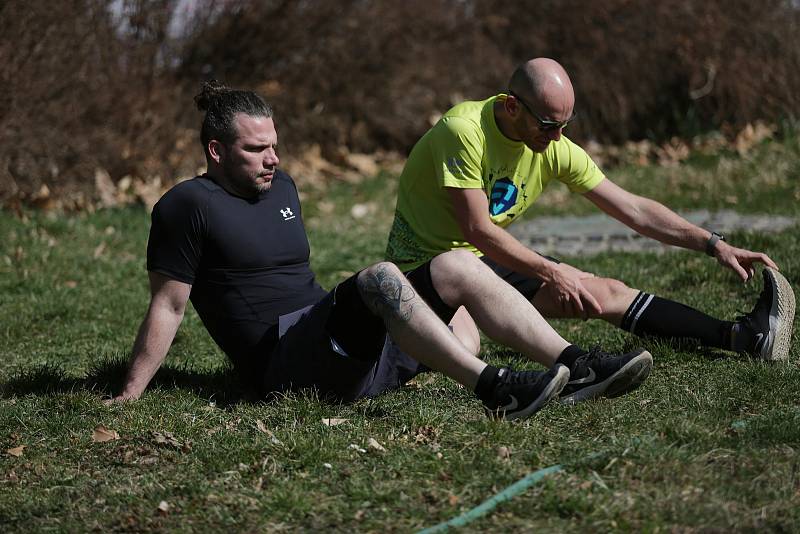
[
  {"x1": 504, "y1": 94, "x2": 521, "y2": 117},
  {"x1": 208, "y1": 140, "x2": 226, "y2": 164}
]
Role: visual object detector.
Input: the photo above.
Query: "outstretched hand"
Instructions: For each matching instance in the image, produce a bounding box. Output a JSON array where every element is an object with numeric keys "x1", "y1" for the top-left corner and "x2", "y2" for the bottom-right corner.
[
  {"x1": 714, "y1": 242, "x2": 778, "y2": 282},
  {"x1": 545, "y1": 263, "x2": 602, "y2": 319}
]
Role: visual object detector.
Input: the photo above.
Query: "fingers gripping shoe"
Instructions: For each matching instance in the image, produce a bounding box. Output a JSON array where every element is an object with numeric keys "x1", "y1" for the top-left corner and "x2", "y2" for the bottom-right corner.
[
  {"x1": 483, "y1": 364, "x2": 569, "y2": 421},
  {"x1": 733, "y1": 267, "x2": 796, "y2": 361},
  {"x1": 560, "y1": 348, "x2": 653, "y2": 405}
]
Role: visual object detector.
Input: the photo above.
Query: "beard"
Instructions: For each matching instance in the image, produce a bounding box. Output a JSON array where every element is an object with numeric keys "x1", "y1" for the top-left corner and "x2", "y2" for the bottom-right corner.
[{"x1": 222, "y1": 158, "x2": 272, "y2": 196}]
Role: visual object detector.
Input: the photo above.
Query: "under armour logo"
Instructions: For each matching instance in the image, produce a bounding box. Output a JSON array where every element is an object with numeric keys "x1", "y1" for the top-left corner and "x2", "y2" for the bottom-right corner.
[{"x1": 280, "y1": 207, "x2": 295, "y2": 220}]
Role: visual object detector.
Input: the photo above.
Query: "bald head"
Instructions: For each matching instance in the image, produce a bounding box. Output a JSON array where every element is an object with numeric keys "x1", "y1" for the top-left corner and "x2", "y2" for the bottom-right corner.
[{"x1": 508, "y1": 58, "x2": 575, "y2": 120}]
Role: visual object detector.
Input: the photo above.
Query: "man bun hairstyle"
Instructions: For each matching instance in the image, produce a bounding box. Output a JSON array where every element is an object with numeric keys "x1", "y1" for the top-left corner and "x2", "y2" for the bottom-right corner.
[{"x1": 194, "y1": 80, "x2": 273, "y2": 152}]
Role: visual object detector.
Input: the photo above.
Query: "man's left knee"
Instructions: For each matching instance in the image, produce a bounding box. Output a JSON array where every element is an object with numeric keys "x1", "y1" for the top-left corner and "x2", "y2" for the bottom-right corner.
[
  {"x1": 591, "y1": 277, "x2": 636, "y2": 303},
  {"x1": 430, "y1": 250, "x2": 483, "y2": 290}
]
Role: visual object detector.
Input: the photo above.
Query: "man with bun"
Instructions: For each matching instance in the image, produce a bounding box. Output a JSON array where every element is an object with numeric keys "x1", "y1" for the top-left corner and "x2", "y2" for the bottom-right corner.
[
  {"x1": 113, "y1": 81, "x2": 654, "y2": 419},
  {"x1": 386, "y1": 57, "x2": 795, "y2": 361}
]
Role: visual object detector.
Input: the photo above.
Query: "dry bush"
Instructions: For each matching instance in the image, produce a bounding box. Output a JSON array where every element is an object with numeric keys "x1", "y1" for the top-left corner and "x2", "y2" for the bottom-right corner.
[
  {"x1": 0, "y1": 0, "x2": 194, "y2": 207},
  {"x1": 2, "y1": 0, "x2": 799, "y2": 207},
  {"x1": 183, "y1": 0, "x2": 800, "y2": 151},
  {"x1": 477, "y1": 0, "x2": 800, "y2": 143},
  {"x1": 178, "y1": 0, "x2": 512, "y2": 156}
]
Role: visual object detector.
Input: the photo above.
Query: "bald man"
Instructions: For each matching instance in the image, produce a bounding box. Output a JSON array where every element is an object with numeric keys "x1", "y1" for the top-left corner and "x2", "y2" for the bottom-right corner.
[{"x1": 386, "y1": 57, "x2": 795, "y2": 364}]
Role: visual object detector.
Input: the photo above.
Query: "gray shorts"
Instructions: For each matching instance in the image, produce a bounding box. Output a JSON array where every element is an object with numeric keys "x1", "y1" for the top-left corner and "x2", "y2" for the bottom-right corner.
[{"x1": 261, "y1": 265, "x2": 443, "y2": 402}]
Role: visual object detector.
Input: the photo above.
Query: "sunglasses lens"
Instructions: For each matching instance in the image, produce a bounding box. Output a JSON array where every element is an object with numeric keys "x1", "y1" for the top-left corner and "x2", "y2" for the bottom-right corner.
[{"x1": 510, "y1": 92, "x2": 574, "y2": 131}]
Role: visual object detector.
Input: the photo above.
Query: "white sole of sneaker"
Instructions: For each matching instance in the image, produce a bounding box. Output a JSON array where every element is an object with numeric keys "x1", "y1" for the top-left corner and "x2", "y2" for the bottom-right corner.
[
  {"x1": 560, "y1": 351, "x2": 653, "y2": 405},
  {"x1": 761, "y1": 267, "x2": 796, "y2": 361},
  {"x1": 504, "y1": 364, "x2": 570, "y2": 421}
]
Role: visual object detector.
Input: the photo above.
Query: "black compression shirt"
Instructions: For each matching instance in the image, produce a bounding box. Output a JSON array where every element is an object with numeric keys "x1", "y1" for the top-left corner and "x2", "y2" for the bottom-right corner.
[{"x1": 146, "y1": 171, "x2": 327, "y2": 369}]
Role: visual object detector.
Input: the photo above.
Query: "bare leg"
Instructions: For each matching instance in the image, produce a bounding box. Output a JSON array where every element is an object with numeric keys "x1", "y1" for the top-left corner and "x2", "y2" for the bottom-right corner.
[
  {"x1": 449, "y1": 306, "x2": 481, "y2": 356},
  {"x1": 532, "y1": 277, "x2": 638, "y2": 325},
  {"x1": 429, "y1": 250, "x2": 571, "y2": 367},
  {"x1": 356, "y1": 262, "x2": 485, "y2": 389}
]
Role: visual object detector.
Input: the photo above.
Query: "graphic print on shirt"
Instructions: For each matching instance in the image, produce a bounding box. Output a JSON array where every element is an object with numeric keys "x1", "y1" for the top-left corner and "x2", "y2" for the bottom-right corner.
[
  {"x1": 489, "y1": 177, "x2": 517, "y2": 216},
  {"x1": 280, "y1": 207, "x2": 295, "y2": 221}
]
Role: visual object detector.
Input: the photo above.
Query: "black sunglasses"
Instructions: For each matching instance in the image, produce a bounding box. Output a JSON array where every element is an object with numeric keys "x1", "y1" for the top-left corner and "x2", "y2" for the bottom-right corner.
[{"x1": 508, "y1": 91, "x2": 577, "y2": 132}]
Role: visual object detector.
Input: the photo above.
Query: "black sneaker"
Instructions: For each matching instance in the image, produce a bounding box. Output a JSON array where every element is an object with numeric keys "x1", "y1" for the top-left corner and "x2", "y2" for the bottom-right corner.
[
  {"x1": 560, "y1": 348, "x2": 652, "y2": 405},
  {"x1": 483, "y1": 364, "x2": 569, "y2": 421},
  {"x1": 732, "y1": 268, "x2": 796, "y2": 361}
]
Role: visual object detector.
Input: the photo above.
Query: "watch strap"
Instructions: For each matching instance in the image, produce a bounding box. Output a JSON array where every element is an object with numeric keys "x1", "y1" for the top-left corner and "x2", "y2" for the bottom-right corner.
[{"x1": 706, "y1": 232, "x2": 724, "y2": 256}]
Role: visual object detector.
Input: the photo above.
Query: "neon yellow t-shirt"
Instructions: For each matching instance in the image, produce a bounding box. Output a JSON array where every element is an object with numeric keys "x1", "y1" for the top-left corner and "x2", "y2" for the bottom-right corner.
[{"x1": 385, "y1": 95, "x2": 605, "y2": 270}]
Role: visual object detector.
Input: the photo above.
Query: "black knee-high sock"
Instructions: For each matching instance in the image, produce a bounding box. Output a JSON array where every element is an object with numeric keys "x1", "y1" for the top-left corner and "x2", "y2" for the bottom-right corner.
[{"x1": 621, "y1": 292, "x2": 734, "y2": 349}]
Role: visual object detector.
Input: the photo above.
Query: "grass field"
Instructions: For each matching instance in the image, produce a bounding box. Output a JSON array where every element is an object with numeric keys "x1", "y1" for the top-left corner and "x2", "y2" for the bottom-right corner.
[{"x1": 1, "y1": 135, "x2": 799, "y2": 532}]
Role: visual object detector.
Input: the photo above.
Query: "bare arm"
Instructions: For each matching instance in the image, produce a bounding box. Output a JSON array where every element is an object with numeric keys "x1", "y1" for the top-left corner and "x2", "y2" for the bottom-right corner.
[
  {"x1": 584, "y1": 178, "x2": 778, "y2": 280},
  {"x1": 113, "y1": 272, "x2": 192, "y2": 401},
  {"x1": 446, "y1": 187, "x2": 602, "y2": 316}
]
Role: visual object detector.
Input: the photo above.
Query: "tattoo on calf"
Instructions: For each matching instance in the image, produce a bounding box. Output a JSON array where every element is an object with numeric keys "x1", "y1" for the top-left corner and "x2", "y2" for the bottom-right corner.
[{"x1": 358, "y1": 265, "x2": 417, "y2": 322}]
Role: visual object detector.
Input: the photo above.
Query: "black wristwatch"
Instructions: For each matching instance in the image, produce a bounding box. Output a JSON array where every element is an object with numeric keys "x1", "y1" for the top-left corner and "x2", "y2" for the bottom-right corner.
[{"x1": 705, "y1": 231, "x2": 725, "y2": 256}]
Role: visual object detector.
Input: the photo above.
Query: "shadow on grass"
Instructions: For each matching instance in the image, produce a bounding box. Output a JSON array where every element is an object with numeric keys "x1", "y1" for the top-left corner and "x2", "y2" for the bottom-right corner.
[
  {"x1": 0, "y1": 357, "x2": 253, "y2": 407},
  {"x1": 490, "y1": 337, "x2": 731, "y2": 362}
]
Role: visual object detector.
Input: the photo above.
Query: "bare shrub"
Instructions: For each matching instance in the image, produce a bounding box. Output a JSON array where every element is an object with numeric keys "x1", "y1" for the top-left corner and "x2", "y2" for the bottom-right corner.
[
  {"x1": 179, "y1": 0, "x2": 800, "y2": 152},
  {"x1": 476, "y1": 0, "x2": 800, "y2": 143},
  {"x1": 178, "y1": 0, "x2": 512, "y2": 156},
  {"x1": 1, "y1": 0, "x2": 799, "y2": 207},
  {"x1": 0, "y1": 0, "x2": 193, "y2": 207}
]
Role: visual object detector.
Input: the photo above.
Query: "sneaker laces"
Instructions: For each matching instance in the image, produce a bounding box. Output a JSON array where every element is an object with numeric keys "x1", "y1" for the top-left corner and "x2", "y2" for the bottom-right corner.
[
  {"x1": 497, "y1": 367, "x2": 545, "y2": 386},
  {"x1": 734, "y1": 278, "x2": 772, "y2": 325},
  {"x1": 579, "y1": 346, "x2": 616, "y2": 364}
]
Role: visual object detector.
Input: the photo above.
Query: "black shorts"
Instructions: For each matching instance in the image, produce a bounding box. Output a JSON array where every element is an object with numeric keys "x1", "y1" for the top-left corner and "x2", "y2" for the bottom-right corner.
[
  {"x1": 479, "y1": 255, "x2": 559, "y2": 300},
  {"x1": 262, "y1": 261, "x2": 452, "y2": 402}
]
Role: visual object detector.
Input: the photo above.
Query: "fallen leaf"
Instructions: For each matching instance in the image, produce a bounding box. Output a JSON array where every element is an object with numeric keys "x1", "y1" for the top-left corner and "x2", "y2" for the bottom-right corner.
[
  {"x1": 224, "y1": 418, "x2": 241, "y2": 431},
  {"x1": 412, "y1": 425, "x2": 440, "y2": 444},
  {"x1": 354, "y1": 509, "x2": 366, "y2": 521},
  {"x1": 367, "y1": 438, "x2": 386, "y2": 452},
  {"x1": 95, "y1": 168, "x2": 118, "y2": 208},
  {"x1": 64, "y1": 280, "x2": 78, "y2": 288},
  {"x1": 6, "y1": 445, "x2": 25, "y2": 457},
  {"x1": 348, "y1": 444, "x2": 367, "y2": 454},
  {"x1": 93, "y1": 242, "x2": 106, "y2": 259},
  {"x1": 157, "y1": 500, "x2": 169, "y2": 514},
  {"x1": 350, "y1": 203, "x2": 370, "y2": 219},
  {"x1": 92, "y1": 425, "x2": 120, "y2": 442},
  {"x1": 152, "y1": 431, "x2": 180, "y2": 448},
  {"x1": 323, "y1": 463, "x2": 333, "y2": 469},
  {"x1": 322, "y1": 417, "x2": 348, "y2": 426},
  {"x1": 253, "y1": 420, "x2": 283, "y2": 445},
  {"x1": 152, "y1": 431, "x2": 191, "y2": 451},
  {"x1": 448, "y1": 494, "x2": 460, "y2": 506},
  {"x1": 497, "y1": 446, "x2": 511, "y2": 460}
]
